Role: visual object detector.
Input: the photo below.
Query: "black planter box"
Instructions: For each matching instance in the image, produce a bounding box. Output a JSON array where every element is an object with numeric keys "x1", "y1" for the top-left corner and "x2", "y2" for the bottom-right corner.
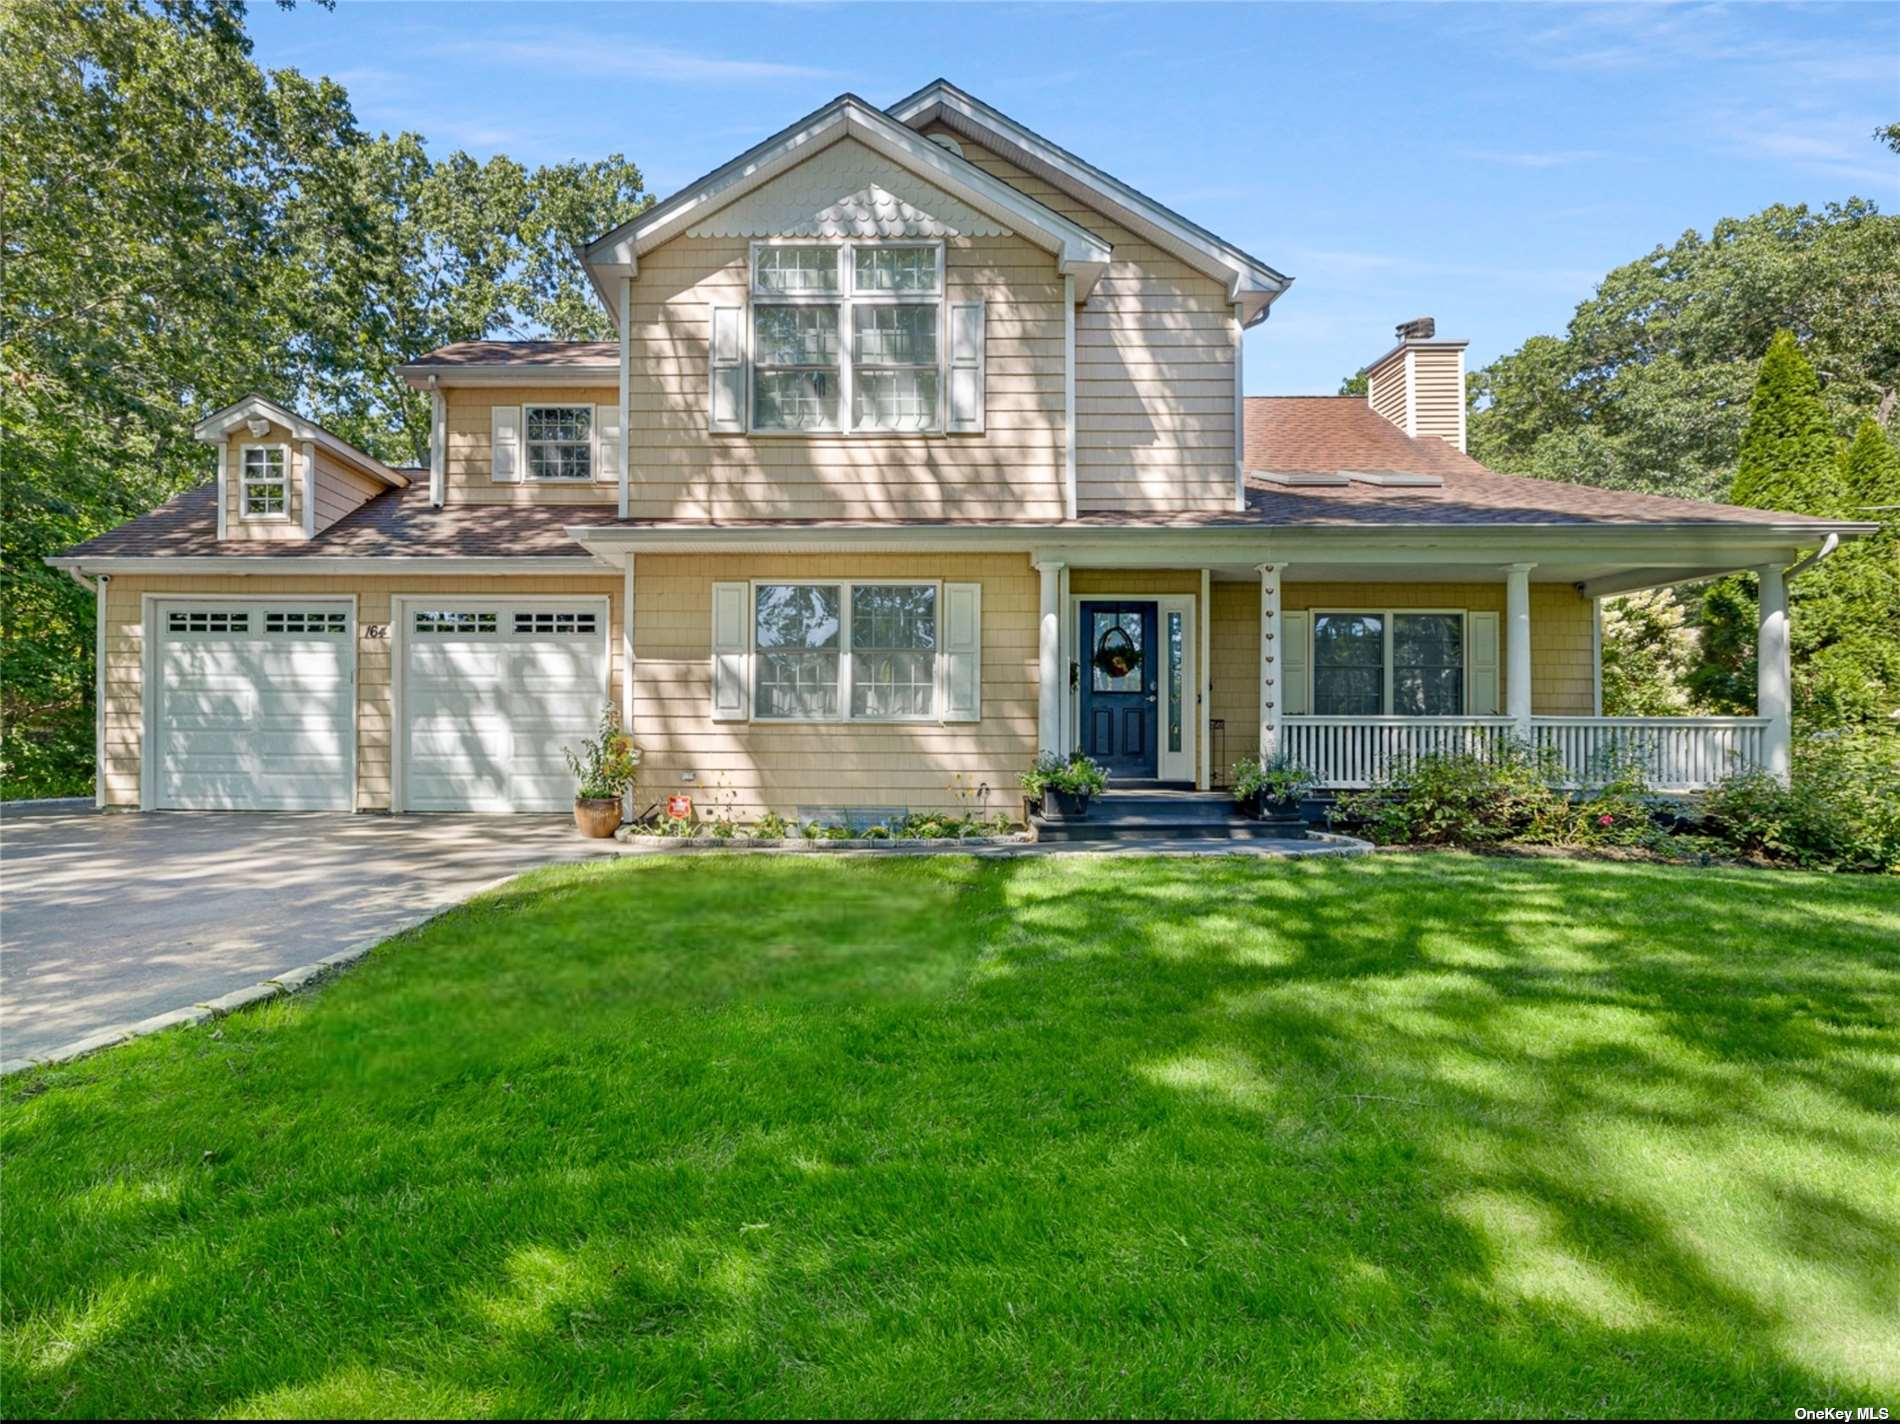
[
  {"x1": 1240, "y1": 791, "x2": 1305, "y2": 821},
  {"x1": 1040, "y1": 787, "x2": 1095, "y2": 820}
]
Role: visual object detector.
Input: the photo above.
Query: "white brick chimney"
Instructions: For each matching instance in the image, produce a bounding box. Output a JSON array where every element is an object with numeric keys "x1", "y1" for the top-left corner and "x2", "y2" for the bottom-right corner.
[{"x1": 1365, "y1": 317, "x2": 1469, "y2": 452}]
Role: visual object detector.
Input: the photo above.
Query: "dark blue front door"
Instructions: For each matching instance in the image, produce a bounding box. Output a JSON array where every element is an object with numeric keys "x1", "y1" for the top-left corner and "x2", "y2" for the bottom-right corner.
[{"x1": 1079, "y1": 601, "x2": 1158, "y2": 779}]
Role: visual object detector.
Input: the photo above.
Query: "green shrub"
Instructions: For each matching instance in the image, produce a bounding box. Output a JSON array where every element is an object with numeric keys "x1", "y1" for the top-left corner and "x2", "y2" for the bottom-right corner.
[
  {"x1": 1333, "y1": 744, "x2": 1658, "y2": 849},
  {"x1": 1699, "y1": 730, "x2": 1900, "y2": 872},
  {"x1": 1020, "y1": 750, "x2": 1109, "y2": 800}
]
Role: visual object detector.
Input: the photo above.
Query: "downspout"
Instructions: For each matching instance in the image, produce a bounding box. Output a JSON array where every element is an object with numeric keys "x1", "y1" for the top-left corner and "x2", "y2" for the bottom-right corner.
[{"x1": 428, "y1": 375, "x2": 444, "y2": 508}]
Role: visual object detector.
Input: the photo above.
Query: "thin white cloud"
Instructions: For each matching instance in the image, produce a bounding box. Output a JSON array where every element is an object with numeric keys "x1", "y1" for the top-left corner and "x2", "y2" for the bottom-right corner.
[
  {"x1": 434, "y1": 35, "x2": 840, "y2": 84},
  {"x1": 1456, "y1": 147, "x2": 1611, "y2": 170}
]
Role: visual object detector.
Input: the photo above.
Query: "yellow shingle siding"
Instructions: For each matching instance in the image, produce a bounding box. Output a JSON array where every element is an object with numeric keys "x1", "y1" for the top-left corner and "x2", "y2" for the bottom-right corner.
[
  {"x1": 923, "y1": 124, "x2": 1237, "y2": 515},
  {"x1": 622, "y1": 230, "x2": 1067, "y2": 521},
  {"x1": 99, "y1": 574, "x2": 625, "y2": 810},
  {"x1": 222, "y1": 422, "x2": 303, "y2": 541},
  {"x1": 444, "y1": 385, "x2": 620, "y2": 504},
  {"x1": 1209, "y1": 579, "x2": 1597, "y2": 767},
  {"x1": 631, "y1": 553, "x2": 1036, "y2": 820}
]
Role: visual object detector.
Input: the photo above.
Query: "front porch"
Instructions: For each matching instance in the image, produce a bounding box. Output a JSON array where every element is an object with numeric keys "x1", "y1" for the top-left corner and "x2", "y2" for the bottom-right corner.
[{"x1": 1034, "y1": 548, "x2": 1797, "y2": 795}]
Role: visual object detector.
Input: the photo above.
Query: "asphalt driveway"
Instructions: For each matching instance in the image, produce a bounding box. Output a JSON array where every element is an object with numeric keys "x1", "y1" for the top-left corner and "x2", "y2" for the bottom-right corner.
[{"x1": 1, "y1": 804, "x2": 624, "y2": 1061}]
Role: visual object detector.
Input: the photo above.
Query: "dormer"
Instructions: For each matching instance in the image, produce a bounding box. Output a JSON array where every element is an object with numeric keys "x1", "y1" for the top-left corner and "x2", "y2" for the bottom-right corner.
[{"x1": 193, "y1": 395, "x2": 409, "y2": 543}]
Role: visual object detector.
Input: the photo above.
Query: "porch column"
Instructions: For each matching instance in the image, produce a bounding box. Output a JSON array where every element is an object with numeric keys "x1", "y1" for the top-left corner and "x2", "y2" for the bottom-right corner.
[
  {"x1": 1757, "y1": 562, "x2": 1792, "y2": 785},
  {"x1": 1258, "y1": 562, "x2": 1282, "y2": 762},
  {"x1": 1505, "y1": 562, "x2": 1535, "y2": 742},
  {"x1": 1036, "y1": 560, "x2": 1065, "y2": 755}
]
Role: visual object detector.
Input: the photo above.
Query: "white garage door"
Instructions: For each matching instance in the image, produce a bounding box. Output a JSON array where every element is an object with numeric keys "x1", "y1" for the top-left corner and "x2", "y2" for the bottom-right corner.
[
  {"x1": 154, "y1": 601, "x2": 355, "y2": 810},
  {"x1": 400, "y1": 600, "x2": 608, "y2": 812}
]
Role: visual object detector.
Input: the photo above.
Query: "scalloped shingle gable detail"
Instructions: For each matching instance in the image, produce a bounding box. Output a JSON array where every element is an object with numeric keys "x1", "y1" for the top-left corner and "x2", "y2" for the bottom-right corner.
[{"x1": 685, "y1": 139, "x2": 1012, "y2": 240}]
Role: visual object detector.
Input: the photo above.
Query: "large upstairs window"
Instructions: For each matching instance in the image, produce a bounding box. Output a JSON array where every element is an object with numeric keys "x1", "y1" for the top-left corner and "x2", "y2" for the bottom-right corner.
[{"x1": 749, "y1": 241, "x2": 944, "y2": 434}]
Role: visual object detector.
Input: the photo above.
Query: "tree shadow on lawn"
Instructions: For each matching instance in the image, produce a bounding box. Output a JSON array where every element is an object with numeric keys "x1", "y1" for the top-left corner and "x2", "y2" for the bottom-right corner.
[{"x1": 3, "y1": 852, "x2": 1897, "y2": 1417}]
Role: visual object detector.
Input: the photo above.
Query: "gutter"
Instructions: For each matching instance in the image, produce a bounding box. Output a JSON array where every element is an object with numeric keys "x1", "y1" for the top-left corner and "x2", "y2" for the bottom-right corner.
[{"x1": 1785, "y1": 531, "x2": 1840, "y2": 580}]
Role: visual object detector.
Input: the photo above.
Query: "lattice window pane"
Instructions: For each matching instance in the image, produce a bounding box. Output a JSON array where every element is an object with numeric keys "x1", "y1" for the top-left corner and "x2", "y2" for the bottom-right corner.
[
  {"x1": 853, "y1": 246, "x2": 939, "y2": 293},
  {"x1": 753, "y1": 245, "x2": 840, "y2": 293},
  {"x1": 168, "y1": 610, "x2": 250, "y2": 633},
  {"x1": 264, "y1": 610, "x2": 347, "y2": 635},
  {"x1": 414, "y1": 610, "x2": 499, "y2": 635}
]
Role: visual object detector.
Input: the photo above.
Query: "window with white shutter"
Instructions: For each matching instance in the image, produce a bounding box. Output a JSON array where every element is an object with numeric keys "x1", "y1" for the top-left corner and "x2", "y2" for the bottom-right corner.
[
  {"x1": 1467, "y1": 611, "x2": 1501, "y2": 715},
  {"x1": 1281, "y1": 610, "x2": 1310, "y2": 717},
  {"x1": 594, "y1": 403, "x2": 622, "y2": 483},
  {"x1": 948, "y1": 302, "x2": 985, "y2": 433},
  {"x1": 491, "y1": 405, "x2": 522, "y2": 482},
  {"x1": 939, "y1": 582, "x2": 981, "y2": 723},
  {"x1": 710, "y1": 582, "x2": 750, "y2": 720}
]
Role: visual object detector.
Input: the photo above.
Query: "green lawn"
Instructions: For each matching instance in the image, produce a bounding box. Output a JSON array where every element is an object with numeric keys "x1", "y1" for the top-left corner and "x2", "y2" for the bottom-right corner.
[{"x1": 4, "y1": 854, "x2": 1898, "y2": 1419}]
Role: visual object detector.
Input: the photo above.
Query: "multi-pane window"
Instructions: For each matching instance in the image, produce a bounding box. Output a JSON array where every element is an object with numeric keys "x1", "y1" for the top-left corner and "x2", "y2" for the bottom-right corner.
[
  {"x1": 1392, "y1": 614, "x2": 1464, "y2": 715},
  {"x1": 749, "y1": 242, "x2": 943, "y2": 433},
  {"x1": 753, "y1": 582, "x2": 940, "y2": 721},
  {"x1": 524, "y1": 405, "x2": 592, "y2": 480},
  {"x1": 849, "y1": 584, "x2": 936, "y2": 718},
  {"x1": 755, "y1": 584, "x2": 842, "y2": 718},
  {"x1": 1311, "y1": 612, "x2": 1466, "y2": 716},
  {"x1": 241, "y1": 446, "x2": 287, "y2": 517}
]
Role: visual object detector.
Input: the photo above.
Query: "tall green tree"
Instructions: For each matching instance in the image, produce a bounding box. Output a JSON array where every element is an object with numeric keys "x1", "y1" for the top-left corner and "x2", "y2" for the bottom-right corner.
[
  {"x1": 1727, "y1": 329, "x2": 1845, "y2": 511},
  {"x1": 1, "y1": 0, "x2": 646, "y2": 795}
]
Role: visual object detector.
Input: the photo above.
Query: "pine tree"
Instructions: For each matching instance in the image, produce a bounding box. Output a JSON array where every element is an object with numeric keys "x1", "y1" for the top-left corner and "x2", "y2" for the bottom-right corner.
[
  {"x1": 1727, "y1": 330, "x2": 1844, "y2": 513},
  {"x1": 1837, "y1": 417, "x2": 1900, "y2": 516}
]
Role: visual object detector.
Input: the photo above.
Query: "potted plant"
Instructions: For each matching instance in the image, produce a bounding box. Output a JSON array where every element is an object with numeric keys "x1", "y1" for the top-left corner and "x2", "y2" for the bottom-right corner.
[
  {"x1": 563, "y1": 704, "x2": 641, "y2": 838},
  {"x1": 1021, "y1": 750, "x2": 1109, "y2": 820},
  {"x1": 1231, "y1": 753, "x2": 1316, "y2": 819}
]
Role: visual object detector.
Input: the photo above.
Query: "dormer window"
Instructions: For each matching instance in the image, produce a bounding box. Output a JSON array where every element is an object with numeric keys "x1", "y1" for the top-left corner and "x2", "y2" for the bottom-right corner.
[
  {"x1": 524, "y1": 404, "x2": 593, "y2": 480},
  {"x1": 748, "y1": 241, "x2": 944, "y2": 434},
  {"x1": 240, "y1": 445, "x2": 288, "y2": 517}
]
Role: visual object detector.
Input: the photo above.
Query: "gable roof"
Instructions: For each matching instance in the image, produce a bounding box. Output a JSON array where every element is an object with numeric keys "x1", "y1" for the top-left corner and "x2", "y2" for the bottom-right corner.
[
  {"x1": 1242, "y1": 397, "x2": 1851, "y2": 529},
  {"x1": 399, "y1": 340, "x2": 618, "y2": 386},
  {"x1": 190, "y1": 395, "x2": 409, "y2": 487},
  {"x1": 582, "y1": 92, "x2": 1112, "y2": 318},
  {"x1": 888, "y1": 79, "x2": 1291, "y2": 325}
]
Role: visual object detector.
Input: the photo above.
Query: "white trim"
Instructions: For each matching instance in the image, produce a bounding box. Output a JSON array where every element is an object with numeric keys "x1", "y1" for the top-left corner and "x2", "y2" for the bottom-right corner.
[
  {"x1": 93, "y1": 574, "x2": 108, "y2": 808},
  {"x1": 140, "y1": 593, "x2": 358, "y2": 813},
  {"x1": 886, "y1": 81, "x2": 1287, "y2": 321},
  {"x1": 584, "y1": 96, "x2": 1112, "y2": 309},
  {"x1": 1505, "y1": 563, "x2": 1535, "y2": 739},
  {"x1": 1232, "y1": 303, "x2": 1246, "y2": 513},
  {"x1": 622, "y1": 553, "x2": 636, "y2": 819},
  {"x1": 429, "y1": 383, "x2": 444, "y2": 508},
  {"x1": 215, "y1": 444, "x2": 228, "y2": 542},
  {"x1": 1306, "y1": 607, "x2": 1477, "y2": 717},
  {"x1": 1198, "y1": 567, "x2": 1211, "y2": 790},
  {"x1": 1063, "y1": 276, "x2": 1077, "y2": 519},
  {"x1": 743, "y1": 239, "x2": 948, "y2": 436},
  {"x1": 1258, "y1": 564, "x2": 1281, "y2": 763},
  {"x1": 389, "y1": 593, "x2": 612, "y2": 815},
  {"x1": 237, "y1": 443, "x2": 291, "y2": 521},
  {"x1": 58, "y1": 557, "x2": 613, "y2": 577},
  {"x1": 300, "y1": 440, "x2": 316, "y2": 537},
  {"x1": 520, "y1": 402, "x2": 596, "y2": 482},
  {"x1": 618, "y1": 275, "x2": 632, "y2": 519},
  {"x1": 1403, "y1": 348, "x2": 1418, "y2": 438},
  {"x1": 1065, "y1": 589, "x2": 1198, "y2": 782},
  {"x1": 401, "y1": 365, "x2": 618, "y2": 388},
  {"x1": 1036, "y1": 561, "x2": 1064, "y2": 754},
  {"x1": 746, "y1": 577, "x2": 945, "y2": 724},
  {"x1": 1590, "y1": 598, "x2": 1603, "y2": 717},
  {"x1": 192, "y1": 394, "x2": 407, "y2": 487}
]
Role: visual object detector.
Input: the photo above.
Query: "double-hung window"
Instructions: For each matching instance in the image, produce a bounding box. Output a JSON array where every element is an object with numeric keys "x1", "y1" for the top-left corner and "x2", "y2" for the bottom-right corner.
[
  {"x1": 749, "y1": 242, "x2": 943, "y2": 434},
  {"x1": 240, "y1": 445, "x2": 288, "y2": 518},
  {"x1": 753, "y1": 581, "x2": 939, "y2": 721},
  {"x1": 1311, "y1": 611, "x2": 1466, "y2": 716},
  {"x1": 524, "y1": 404, "x2": 592, "y2": 480}
]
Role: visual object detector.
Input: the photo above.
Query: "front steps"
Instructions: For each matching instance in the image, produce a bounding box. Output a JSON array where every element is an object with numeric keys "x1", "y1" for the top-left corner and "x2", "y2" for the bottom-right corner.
[{"x1": 1034, "y1": 789, "x2": 1307, "y2": 845}]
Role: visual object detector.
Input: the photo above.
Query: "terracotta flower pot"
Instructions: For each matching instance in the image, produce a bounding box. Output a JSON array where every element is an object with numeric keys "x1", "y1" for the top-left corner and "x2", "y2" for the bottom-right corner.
[{"x1": 573, "y1": 797, "x2": 623, "y2": 838}]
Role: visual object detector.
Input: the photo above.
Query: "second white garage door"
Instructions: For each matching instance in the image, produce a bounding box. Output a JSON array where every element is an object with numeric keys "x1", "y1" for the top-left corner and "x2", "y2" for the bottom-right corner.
[{"x1": 398, "y1": 599, "x2": 609, "y2": 812}]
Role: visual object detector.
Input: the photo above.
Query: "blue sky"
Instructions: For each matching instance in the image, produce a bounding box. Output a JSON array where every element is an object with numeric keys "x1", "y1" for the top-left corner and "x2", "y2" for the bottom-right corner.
[{"x1": 246, "y1": 1, "x2": 1898, "y2": 394}]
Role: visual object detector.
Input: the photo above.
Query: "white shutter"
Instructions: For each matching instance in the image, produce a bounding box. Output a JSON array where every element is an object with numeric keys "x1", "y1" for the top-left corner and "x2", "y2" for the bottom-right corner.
[
  {"x1": 939, "y1": 582, "x2": 982, "y2": 722},
  {"x1": 711, "y1": 581, "x2": 750, "y2": 722},
  {"x1": 1281, "y1": 610, "x2": 1310, "y2": 717},
  {"x1": 595, "y1": 403, "x2": 621, "y2": 483},
  {"x1": 491, "y1": 405, "x2": 522, "y2": 483},
  {"x1": 1467, "y1": 610, "x2": 1500, "y2": 715},
  {"x1": 709, "y1": 306, "x2": 745, "y2": 433},
  {"x1": 948, "y1": 301, "x2": 985, "y2": 433}
]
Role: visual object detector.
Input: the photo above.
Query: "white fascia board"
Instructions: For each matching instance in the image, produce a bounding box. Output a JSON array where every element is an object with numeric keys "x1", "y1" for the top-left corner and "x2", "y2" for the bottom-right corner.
[
  {"x1": 190, "y1": 394, "x2": 409, "y2": 488},
  {"x1": 889, "y1": 82, "x2": 1290, "y2": 318},
  {"x1": 583, "y1": 97, "x2": 1112, "y2": 298},
  {"x1": 46, "y1": 556, "x2": 613, "y2": 576}
]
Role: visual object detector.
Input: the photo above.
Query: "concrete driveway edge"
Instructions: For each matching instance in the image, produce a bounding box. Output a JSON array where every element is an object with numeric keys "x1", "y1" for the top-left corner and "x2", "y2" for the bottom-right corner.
[{"x1": 2, "y1": 865, "x2": 538, "y2": 1080}]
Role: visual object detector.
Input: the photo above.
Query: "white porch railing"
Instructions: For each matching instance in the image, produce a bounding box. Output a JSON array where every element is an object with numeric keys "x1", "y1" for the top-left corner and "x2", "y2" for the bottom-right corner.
[
  {"x1": 1532, "y1": 716, "x2": 1769, "y2": 791},
  {"x1": 1281, "y1": 715, "x2": 1769, "y2": 791},
  {"x1": 1282, "y1": 716, "x2": 1517, "y2": 790}
]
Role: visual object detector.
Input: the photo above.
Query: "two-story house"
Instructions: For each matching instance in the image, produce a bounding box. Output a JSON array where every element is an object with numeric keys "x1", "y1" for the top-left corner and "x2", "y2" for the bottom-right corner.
[{"x1": 51, "y1": 81, "x2": 1869, "y2": 818}]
